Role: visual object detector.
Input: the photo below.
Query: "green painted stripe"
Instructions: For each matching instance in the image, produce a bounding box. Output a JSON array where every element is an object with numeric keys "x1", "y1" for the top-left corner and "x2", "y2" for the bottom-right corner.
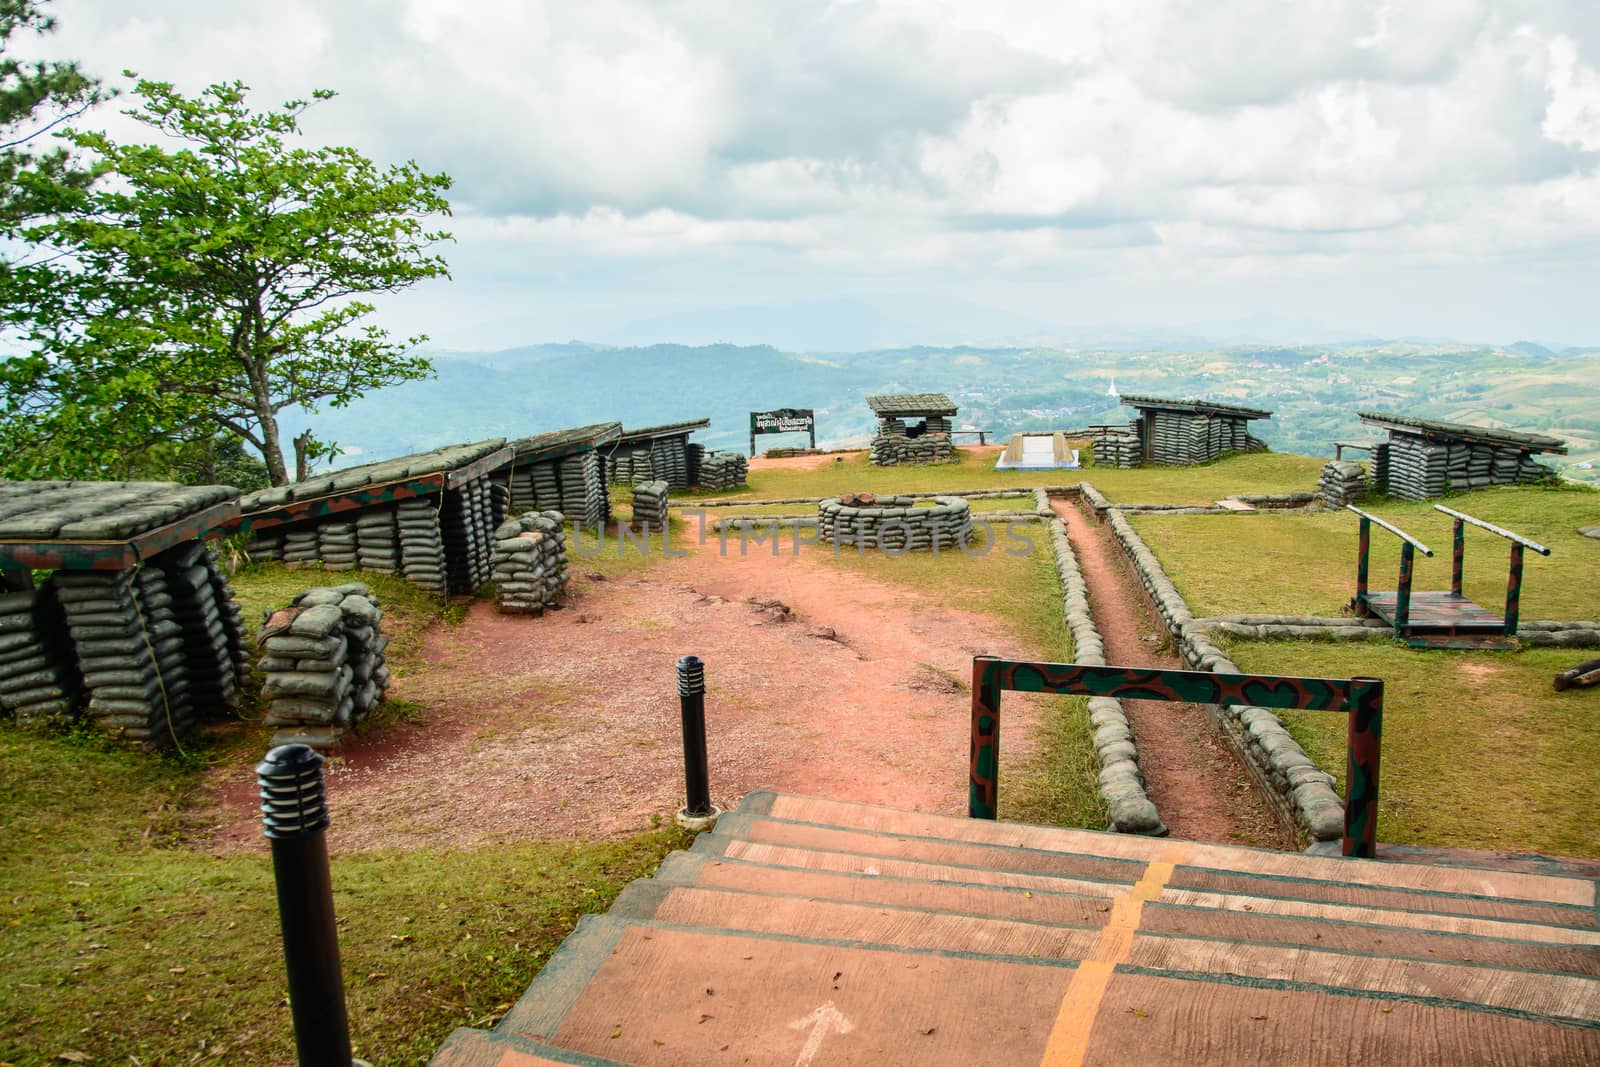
[{"x1": 1115, "y1": 963, "x2": 1600, "y2": 1030}]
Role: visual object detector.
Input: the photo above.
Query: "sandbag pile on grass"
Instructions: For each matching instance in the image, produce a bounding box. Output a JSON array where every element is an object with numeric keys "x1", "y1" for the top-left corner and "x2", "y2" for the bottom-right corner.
[
  {"x1": 1318, "y1": 460, "x2": 1369, "y2": 508},
  {"x1": 631, "y1": 480, "x2": 670, "y2": 527},
  {"x1": 258, "y1": 582, "x2": 389, "y2": 750},
  {"x1": 490, "y1": 511, "x2": 569, "y2": 615}
]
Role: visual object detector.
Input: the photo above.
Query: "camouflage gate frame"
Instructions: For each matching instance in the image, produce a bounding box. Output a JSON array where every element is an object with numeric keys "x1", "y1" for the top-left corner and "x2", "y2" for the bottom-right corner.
[{"x1": 968, "y1": 657, "x2": 1384, "y2": 858}]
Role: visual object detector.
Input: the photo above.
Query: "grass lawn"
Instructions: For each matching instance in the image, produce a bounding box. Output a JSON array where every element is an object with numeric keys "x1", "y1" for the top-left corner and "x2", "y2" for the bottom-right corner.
[
  {"x1": 0, "y1": 726, "x2": 687, "y2": 1064},
  {"x1": 805, "y1": 522, "x2": 1107, "y2": 831},
  {"x1": 1223, "y1": 639, "x2": 1600, "y2": 860},
  {"x1": 694, "y1": 448, "x2": 1322, "y2": 505},
  {"x1": 1130, "y1": 483, "x2": 1600, "y2": 619}
]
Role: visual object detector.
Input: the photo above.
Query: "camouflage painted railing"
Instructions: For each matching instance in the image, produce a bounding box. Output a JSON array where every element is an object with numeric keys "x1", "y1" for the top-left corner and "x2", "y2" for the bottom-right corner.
[
  {"x1": 1433, "y1": 505, "x2": 1551, "y2": 636},
  {"x1": 1347, "y1": 505, "x2": 1433, "y2": 634},
  {"x1": 969, "y1": 658, "x2": 1384, "y2": 858}
]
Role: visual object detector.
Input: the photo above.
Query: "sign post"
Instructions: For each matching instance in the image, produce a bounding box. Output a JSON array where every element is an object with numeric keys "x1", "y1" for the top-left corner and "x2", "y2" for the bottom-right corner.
[{"x1": 750, "y1": 408, "x2": 816, "y2": 456}]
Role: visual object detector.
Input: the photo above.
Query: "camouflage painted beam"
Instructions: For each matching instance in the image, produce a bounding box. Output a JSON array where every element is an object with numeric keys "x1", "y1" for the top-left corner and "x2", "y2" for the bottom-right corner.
[
  {"x1": 1433, "y1": 505, "x2": 1552, "y2": 556},
  {"x1": 221, "y1": 474, "x2": 447, "y2": 535},
  {"x1": 445, "y1": 444, "x2": 516, "y2": 490},
  {"x1": 0, "y1": 498, "x2": 240, "y2": 571},
  {"x1": 969, "y1": 657, "x2": 1383, "y2": 858}
]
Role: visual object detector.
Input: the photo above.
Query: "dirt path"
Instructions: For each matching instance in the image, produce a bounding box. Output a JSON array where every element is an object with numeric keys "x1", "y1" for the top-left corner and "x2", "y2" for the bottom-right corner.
[
  {"x1": 1053, "y1": 497, "x2": 1293, "y2": 849},
  {"x1": 195, "y1": 526, "x2": 1048, "y2": 854}
]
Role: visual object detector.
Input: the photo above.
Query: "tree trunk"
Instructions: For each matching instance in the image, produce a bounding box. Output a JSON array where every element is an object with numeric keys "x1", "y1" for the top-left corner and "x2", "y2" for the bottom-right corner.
[
  {"x1": 294, "y1": 430, "x2": 315, "y2": 482},
  {"x1": 256, "y1": 407, "x2": 289, "y2": 485}
]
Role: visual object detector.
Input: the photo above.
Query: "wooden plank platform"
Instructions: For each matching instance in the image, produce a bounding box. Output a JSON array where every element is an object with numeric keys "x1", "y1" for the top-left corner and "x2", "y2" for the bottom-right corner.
[
  {"x1": 1361, "y1": 590, "x2": 1519, "y2": 648},
  {"x1": 431, "y1": 792, "x2": 1600, "y2": 1067}
]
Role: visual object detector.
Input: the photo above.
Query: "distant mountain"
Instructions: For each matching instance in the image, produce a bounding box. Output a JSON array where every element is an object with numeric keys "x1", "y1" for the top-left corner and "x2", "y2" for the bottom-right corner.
[{"x1": 281, "y1": 339, "x2": 1600, "y2": 487}]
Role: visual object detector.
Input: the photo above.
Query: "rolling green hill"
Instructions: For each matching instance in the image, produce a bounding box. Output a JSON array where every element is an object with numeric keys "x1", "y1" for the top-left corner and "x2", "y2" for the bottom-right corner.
[{"x1": 283, "y1": 340, "x2": 1600, "y2": 484}]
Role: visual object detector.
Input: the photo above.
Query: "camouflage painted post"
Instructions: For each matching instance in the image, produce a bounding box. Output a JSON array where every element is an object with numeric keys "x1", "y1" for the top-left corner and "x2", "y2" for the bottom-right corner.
[
  {"x1": 1451, "y1": 517, "x2": 1465, "y2": 597},
  {"x1": 1355, "y1": 515, "x2": 1371, "y2": 609},
  {"x1": 1343, "y1": 677, "x2": 1384, "y2": 859},
  {"x1": 1394, "y1": 542, "x2": 1415, "y2": 634},
  {"x1": 967, "y1": 657, "x2": 1383, "y2": 856},
  {"x1": 1504, "y1": 542, "x2": 1524, "y2": 636},
  {"x1": 968, "y1": 658, "x2": 1002, "y2": 819}
]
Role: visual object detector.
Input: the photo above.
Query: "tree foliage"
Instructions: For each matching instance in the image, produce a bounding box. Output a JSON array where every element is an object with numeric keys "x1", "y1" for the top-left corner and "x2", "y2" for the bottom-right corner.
[
  {"x1": 0, "y1": 0, "x2": 105, "y2": 242},
  {"x1": 1, "y1": 77, "x2": 452, "y2": 485}
]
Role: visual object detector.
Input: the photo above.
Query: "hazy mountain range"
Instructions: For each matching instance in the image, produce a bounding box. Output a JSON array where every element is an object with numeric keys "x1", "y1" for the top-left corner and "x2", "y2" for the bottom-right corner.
[{"x1": 283, "y1": 337, "x2": 1600, "y2": 486}]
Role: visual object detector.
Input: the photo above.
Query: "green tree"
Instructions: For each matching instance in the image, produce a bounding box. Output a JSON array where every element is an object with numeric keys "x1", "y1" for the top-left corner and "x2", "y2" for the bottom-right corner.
[
  {"x1": 0, "y1": 0, "x2": 104, "y2": 243},
  {"x1": 1, "y1": 77, "x2": 452, "y2": 485}
]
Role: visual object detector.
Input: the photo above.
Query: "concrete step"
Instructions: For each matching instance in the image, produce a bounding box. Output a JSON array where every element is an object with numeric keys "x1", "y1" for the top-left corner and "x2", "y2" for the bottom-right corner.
[{"x1": 431, "y1": 792, "x2": 1600, "y2": 1066}]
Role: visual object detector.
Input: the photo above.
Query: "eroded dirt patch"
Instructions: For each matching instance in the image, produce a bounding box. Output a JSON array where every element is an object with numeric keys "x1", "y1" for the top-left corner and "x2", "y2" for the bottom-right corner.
[{"x1": 196, "y1": 534, "x2": 1048, "y2": 853}]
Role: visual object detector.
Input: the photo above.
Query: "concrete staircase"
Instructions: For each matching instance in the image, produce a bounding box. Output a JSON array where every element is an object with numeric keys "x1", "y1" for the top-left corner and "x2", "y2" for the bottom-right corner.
[{"x1": 432, "y1": 792, "x2": 1600, "y2": 1066}]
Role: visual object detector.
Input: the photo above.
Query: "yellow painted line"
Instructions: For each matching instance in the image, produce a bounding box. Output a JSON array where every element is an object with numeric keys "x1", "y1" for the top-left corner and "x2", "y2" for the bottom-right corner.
[{"x1": 1040, "y1": 842, "x2": 1191, "y2": 1067}]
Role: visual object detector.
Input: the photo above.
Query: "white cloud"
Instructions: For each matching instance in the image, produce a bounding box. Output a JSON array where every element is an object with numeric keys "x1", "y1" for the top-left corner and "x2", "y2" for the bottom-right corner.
[{"x1": 18, "y1": 0, "x2": 1600, "y2": 342}]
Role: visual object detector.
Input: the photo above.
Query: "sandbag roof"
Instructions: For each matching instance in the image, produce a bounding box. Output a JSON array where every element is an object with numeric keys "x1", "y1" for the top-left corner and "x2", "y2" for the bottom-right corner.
[
  {"x1": 867, "y1": 393, "x2": 958, "y2": 416},
  {"x1": 1120, "y1": 394, "x2": 1274, "y2": 420},
  {"x1": 1358, "y1": 411, "x2": 1567, "y2": 454},
  {"x1": 0, "y1": 480, "x2": 239, "y2": 570},
  {"x1": 508, "y1": 422, "x2": 623, "y2": 460},
  {"x1": 616, "y1": 418, "x2": 712, "y2": 444},
  {"x1": 240, "y1": 439, "x2": 510, "y2": 511}
]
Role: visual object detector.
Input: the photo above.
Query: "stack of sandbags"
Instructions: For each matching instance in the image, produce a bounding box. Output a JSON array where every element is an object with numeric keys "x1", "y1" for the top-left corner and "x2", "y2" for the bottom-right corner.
[
  {"x1": 606, "y1": 444, "x2": 653, "y2": 486},
  {"x1": 697, "y1": 451, "x2": 748, "y2": 490},
  {"x1": 203, "y1": 544, "x2": 254, "y2": 686},
  {"x1": 439, "y1": 483, "x2": 488, "y2": 594},
  {"x1": 55, "y1": 567, "x2": 194, "y2": 748},
  {"x1": 557, "y1": 450, "x2": 608, "y2": 525},
  {"x1": 249, "y1": 530, "x2": 285, "y2": 563},
  {"x1": 491, "y1": 511, "x2": 569, "y2": 615},
  {"x1": 1517, "y1": 454, "x2": 1554, "y2": 483},
  {"x1": 868, "y1": 434, "x2": 954, "y2": 466},
  {"x1": 925, "y1": 416, "x2": 952, "y2": 435},
  {"x1": 489, "y1": 481, "x2": 510, "y2": 532},
  {"x1": 0, "y1": 582, "x2": 79, "y2": 725},
  {"x1": 631, "y1": 480, "x2": 670, "y2": 527},
  {"x1": 1384, "y1": 437, "x2": 1449, "y2": 500},
  {"x1": 1371, "y1": 442, "x2": 1390, "y2": 491},
  {"x1": 644, "y1": 437, "x2": 691, "y2": 488},
  {"x1": 1318, "y1": 460, "x2": 1369, "y2": 509},
  {"x1": 507, "y1": 467, "x2": 538, "y2": 512},
  {"x1": 397, "y1": 497, "x2": 447, "y2": 594},
  {"x1": 530, "y1": 460, "x2": 562, "y2": 510},
  {"x1": 258, "y1": 582, "x2": 388, "y2": 750},
  {"x1": 1092, "y1": 429, "x2": 1142, "y2": 468},
  {"x1": 817, "y1": 495, "x2": 973, "y2": 551},
  {"x1": 356, "y1": 509, "x2": 400, "y2": 574},
  {"x1": 155, "y1": 541, "x2": 245, "y2": 717},
  {"x1": 282, "y1": 526, "x2": 319, "y2": 568},
  {"x1": 317, "y1": 521, "x2": 358, "y2": 570}
]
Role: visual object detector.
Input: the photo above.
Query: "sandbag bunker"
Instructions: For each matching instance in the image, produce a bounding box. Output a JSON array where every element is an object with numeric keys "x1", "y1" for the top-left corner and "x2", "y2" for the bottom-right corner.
[
  {"x1": 1119, "y1": 394, "x2": 1271, "y2": 466},
  {"x1": 817, "y1": 493, "x2": 974, "y2": 551},
  {"x1": 257, "y1": 583, "x2": 390, "y2": 750},
  {"x1": 867, "y1": 393, "x2": 957, "y2": 466},
  {"x1": 234, "y1": 440, "x2": 513, "y2": 595},
  {"x1": 1360, "y1": 411, "x2": 1563, "y2": 501},
  {"x1": 497, "y1": 422, "x2": 620, "y2": 527},
  {"x1": 0, "y1": 481, "x2": 249, "y2": 748}
]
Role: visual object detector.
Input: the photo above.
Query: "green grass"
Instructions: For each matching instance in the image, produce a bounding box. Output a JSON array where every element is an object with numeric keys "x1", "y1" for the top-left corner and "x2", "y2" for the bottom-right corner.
[
  {"x1": 693, "y1": 448, "x2": 1322, "y2": 506},
  {"x1": 804, "y1": 523, "x2": 1107, "y2": 830},
  {"x1": 1131, "y1": 483, "x2": 1600, "y2": 620},
  {"x1": 0, "y1": 726, "x2": 688, "y2": 1064},
  {"x1": 1222, "y1": 639, "x2": 1600, "y2": 859}
]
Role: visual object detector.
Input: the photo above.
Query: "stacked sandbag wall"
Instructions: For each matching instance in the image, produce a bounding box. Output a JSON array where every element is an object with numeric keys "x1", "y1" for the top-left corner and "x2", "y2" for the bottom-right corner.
[
  {"x1": 697, "y1": 451, "x2": 748, "y2": 490},
  {"x1": 0, "y1": 578, "x2": 79, "y2": 725},
  {"x1": 258, "y1": 583, "x2": 389, "y2": 750},
  {"x1": 1145, "y1": 412, "x2": 1263, "y2": 466},
  {"x1": 1091, "y1": 429, "x2": 1142, "y2": 468},
  {"x1": 631, "y1": 480, "x2": 670, "y2": 527},
  {"x1": 491, "y1": 512, "x2": 569, "y2": 615},
  {"x1": 868, "y1": 434, "x2": 954, "y2": 466},
  {"x1": 48, "y1": 545, "x2": 249, "y2": 748},
  {"x1": 1377, "y1": 434, "x2": 1556, "y2": 500},
  {"x1": 817, "y1": 495, "x2": 972, "y2": 551},
  {"x1": 250, "y1": 481, "x2": 504, "y2": 596},
  {"x1": 1318, "y1": 461, "x2": 1369, "y2": 508}
]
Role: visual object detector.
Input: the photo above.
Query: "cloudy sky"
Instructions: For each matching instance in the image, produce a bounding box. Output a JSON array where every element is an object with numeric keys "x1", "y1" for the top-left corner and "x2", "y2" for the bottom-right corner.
[{"x1": 23, "y1": 0, "x2": 1600, "y2": 349}]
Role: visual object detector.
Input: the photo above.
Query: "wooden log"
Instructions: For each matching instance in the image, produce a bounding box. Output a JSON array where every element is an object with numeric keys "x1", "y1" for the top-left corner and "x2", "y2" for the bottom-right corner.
[{"x1": 1553, "y1": 657, "x2": 1600, "y2": 691}]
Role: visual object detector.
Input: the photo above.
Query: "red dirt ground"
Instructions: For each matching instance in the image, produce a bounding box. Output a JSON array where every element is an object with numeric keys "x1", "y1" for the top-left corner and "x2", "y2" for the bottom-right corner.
[
  {"x1": 1053, "y1": 497, "x2": 1293, "y2": 849},
  {"x1": 195, "y1": 528, "x2": 1050, "y2": 854}
]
